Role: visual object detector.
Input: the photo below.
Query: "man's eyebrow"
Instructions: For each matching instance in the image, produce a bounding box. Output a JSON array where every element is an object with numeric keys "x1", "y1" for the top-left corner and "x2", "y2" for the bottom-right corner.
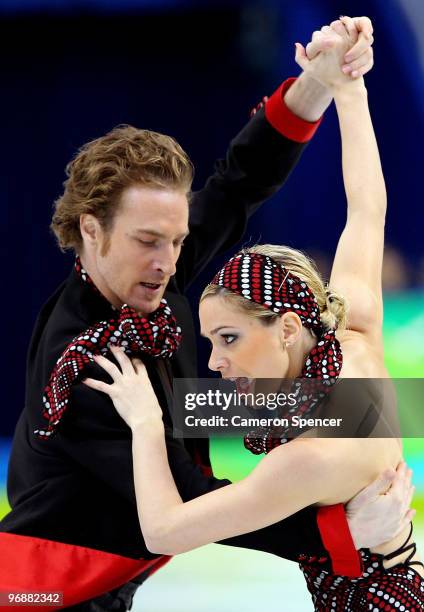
[
  {"x1": 200, "y1": 326, "x2": 234, "y2": 337},
  {"x1": 133, "y1": 228, "x2": 189, "y2": 239}
]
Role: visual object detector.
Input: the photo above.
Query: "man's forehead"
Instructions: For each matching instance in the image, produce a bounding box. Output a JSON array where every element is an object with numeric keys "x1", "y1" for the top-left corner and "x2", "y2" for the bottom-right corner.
[
  {"x1": 133, "y1": 227, "x2": 189, "y2": 239},
  {"x1": 117, "y1": 185, "x2": 189, "y2": 230},
  {"x1": 120, "y1": 185, "x2": 189, "y2": 208}
]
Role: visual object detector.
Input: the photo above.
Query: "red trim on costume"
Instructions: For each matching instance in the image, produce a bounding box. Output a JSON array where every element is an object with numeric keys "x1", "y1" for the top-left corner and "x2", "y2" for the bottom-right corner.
[
  {"x1": 317, "y1": 505, "x2": 363, "y2": 577},
  {"x1": 0, "y1": 532, "x2": 171, "y2": 609},
  {"x1": 193, "y1": 448, "x2": 213, "y2": 478},
  {"x1": 264, "y1": 78, "x2": 322, "y2": 143},
  {"x1": 200, "y1": 465, "x2": 213, "y2": 477}
]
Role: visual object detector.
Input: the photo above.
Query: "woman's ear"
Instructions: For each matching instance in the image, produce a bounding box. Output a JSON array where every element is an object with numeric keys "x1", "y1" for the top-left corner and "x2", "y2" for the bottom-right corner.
[{"x1": 279, "y1": 312, "x2": 303, "y2": 347}]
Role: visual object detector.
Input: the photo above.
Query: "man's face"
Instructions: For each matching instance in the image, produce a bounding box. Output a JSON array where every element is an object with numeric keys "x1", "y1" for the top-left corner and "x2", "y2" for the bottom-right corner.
[{"x1": 93, "y1": 185, "x2": 189, "y2": 315}]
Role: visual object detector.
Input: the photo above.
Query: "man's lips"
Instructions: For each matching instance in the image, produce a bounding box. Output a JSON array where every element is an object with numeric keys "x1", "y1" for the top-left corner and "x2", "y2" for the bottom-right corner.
[{"x1": 138, "y1": 281, "x2": 165, "y2": 292}]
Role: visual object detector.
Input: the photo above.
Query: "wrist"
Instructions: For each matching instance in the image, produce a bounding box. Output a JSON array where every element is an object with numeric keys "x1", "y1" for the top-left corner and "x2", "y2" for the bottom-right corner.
[
  {"x1": 284, "y1": 71, "x2": 333, "y2": 122},
  {"x1": 332, "y1": 78, "x2": 367, "y2": 102},
  {"x1": 131, "y1": 417, "x2": 164, "y2": 436},
  {"x1": 346, "y1": 515, "x2": 362, "y2": 550},
  {"x1": 297, "y1": 70, "x2": 331, "y2": 95}
]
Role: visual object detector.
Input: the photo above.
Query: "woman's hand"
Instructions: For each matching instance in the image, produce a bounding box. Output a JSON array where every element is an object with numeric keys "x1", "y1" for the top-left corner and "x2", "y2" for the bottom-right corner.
[
  {"x1": 83, "y1": 346, "x2": 164, "y2": 431},
  {"x1": 295, "y1": 20, "x2": 366, "y2": 92}
]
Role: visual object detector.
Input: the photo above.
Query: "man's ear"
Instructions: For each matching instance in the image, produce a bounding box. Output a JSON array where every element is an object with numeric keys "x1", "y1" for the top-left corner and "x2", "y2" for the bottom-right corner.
[{"x1": 80, "y1": 214, "x2": 100, "y2": 247}]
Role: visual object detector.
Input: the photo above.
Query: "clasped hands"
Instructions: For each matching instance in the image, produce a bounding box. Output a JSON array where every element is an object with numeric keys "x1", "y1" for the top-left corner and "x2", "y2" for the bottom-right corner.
[{"x1": 296, "y1": 16, "x2": 374, "y2": 93}]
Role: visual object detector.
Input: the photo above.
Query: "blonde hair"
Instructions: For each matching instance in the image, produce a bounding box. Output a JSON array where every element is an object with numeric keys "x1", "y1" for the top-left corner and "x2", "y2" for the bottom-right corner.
[
  {"x1": 200, "y1": 244, "x2": 347, "y2": 331},
  {"x1": 51, "y1": 125, "x2": 194, "y2": 252}
]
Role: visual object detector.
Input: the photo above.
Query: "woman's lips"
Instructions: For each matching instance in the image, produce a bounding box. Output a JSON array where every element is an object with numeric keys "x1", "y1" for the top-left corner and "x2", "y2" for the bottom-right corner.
[{"x1": 234, "y1": 377, "x2": 254, "y2": 394}]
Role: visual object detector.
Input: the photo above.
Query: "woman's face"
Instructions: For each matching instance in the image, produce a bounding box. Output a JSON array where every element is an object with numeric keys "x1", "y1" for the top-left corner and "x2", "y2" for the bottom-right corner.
[{"x1": 199, "y1": 295, "x2": 289, "y2": 380}]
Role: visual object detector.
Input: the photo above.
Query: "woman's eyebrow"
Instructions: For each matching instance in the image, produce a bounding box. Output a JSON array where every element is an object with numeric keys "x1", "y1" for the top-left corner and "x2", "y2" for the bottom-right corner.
[{"x1": 200, "y1": 326, "x2": 235, "y2": 337}]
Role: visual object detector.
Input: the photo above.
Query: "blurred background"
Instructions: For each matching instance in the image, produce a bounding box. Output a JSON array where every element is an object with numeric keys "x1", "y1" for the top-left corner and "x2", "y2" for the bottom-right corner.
[{"x1": 0, "y1": 0, "x2": 423, "y2": 610}]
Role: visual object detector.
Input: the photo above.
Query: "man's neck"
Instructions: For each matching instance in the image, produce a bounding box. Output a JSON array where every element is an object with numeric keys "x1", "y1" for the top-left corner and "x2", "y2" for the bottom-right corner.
[{"x1": 78, "y1": 251, "x2": 122, "y2": 309}]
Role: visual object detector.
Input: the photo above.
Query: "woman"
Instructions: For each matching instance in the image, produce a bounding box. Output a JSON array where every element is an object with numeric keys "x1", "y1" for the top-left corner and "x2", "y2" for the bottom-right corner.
[{"x1": 84, "y1": 23, "x2": 423, "y2": 611}]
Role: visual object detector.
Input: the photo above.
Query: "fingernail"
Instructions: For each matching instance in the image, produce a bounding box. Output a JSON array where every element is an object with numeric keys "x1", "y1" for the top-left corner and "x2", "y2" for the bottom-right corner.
[
  {"x1": 351, "y1": 70, "x2": 359, "y2": 78},
  {"x1": 342, "y1": 65, "x2": 352, "y2": 74}
]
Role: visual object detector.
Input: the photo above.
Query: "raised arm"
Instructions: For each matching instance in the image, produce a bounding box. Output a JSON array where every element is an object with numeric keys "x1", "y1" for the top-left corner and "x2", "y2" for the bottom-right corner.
[
  {"x1": 330, "y1": 80, "x2": 386, "y2": 342},
  {"x1": 176, "y1": 17, "x2": 375, "y2": 291},
  {"x1": 296, "y1": 22, "x2": 385, "y2": 344}
]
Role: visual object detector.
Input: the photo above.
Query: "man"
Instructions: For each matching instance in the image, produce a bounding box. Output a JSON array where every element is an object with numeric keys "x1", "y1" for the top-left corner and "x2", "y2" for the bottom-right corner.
[{"x1": 0, "y1": 16, "x2": 411, "y2": 611}]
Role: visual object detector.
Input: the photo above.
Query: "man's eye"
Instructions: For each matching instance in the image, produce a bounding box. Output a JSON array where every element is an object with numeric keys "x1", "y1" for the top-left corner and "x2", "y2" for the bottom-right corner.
[
  {"x1": 137, "y1": 239, "x2": 155, "y2": 246},
  {"x1": 222, "y1": 335, "x2": 237, "y2": 345},
  {"x1": 173, "y1": 240, "x2": 185, "y2": 248}
]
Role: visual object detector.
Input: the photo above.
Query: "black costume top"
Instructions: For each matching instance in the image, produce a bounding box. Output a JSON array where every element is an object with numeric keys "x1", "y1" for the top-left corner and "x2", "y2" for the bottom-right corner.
[{"x1": 0, "y1": 79, "x2": 360, "y2": 608}]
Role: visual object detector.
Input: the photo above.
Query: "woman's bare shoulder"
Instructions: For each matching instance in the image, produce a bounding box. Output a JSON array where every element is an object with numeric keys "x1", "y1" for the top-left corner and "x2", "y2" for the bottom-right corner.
[{"x1": 337, "y1": 328, "x2": 387, "y2": 377}]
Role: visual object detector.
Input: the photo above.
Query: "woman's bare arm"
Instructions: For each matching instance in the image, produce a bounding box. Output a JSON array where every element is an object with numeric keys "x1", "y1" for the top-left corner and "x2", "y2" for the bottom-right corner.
[
  {"x1": 296, "y1": 26, "x2": 386, "y2": 345},
  {"x1": 131, "y1": 425, "x2": 328, "y2": 554},
  {"x1": 329, "y1": 80, "x2": 386, "y2": 343},
  {"x1": 84, "y1": 349, "x2": 414, "y2": 555}
]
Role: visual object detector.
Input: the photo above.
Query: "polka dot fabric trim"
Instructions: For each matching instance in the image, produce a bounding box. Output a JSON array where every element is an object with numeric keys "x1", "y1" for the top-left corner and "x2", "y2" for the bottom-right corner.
[
  {"x1": 211, "y1": 252, "x2": 322, "y2": 330},
  {"x1": 244, "y1": 378, "x2": 331, "y2": 455},
  {"x1": 34, "y1": 258, "x2": 182, "y2": 440},
  {"x1": 298, "y1": 548, "x2": 424, "y2": 611},
  {"x1": 210, "y1": 252, "x2": 343, "y2": 455}
]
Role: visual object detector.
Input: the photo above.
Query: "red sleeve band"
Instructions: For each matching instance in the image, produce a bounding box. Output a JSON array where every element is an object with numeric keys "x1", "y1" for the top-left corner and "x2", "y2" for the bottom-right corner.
[
  {"x1": 317, "y1": 504, "x2": 363, "y2": 577},
  {"x1": 264, "y1": 77, "x2": 322, "y2": 143}
]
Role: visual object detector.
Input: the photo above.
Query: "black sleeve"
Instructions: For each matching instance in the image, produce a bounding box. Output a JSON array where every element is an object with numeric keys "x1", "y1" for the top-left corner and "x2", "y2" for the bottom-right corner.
[
  {"x1": 175, "y1": 107, "x2": 310, "y2": 291},
  {"x1": 58, "y1": 370, "x2": 229, "y2": 504},
  {"x1": 57, "y1": 366, "x2": 325, "y2": 561}
]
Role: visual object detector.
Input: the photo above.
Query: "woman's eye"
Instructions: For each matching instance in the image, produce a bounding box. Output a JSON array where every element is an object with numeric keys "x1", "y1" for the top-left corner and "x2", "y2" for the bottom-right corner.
[{"x1": 222, "y1": 335, "x2": 237, "y2": 345}]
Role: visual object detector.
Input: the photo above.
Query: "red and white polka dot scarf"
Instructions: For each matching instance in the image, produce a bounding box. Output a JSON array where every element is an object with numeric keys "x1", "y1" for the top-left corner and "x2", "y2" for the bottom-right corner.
[
  {"x1": 35, "y1": 257, "x2": 182, "y2": 439},
  {"x1": 211, "y1": 251, "x2": 343, "y2": 454}
]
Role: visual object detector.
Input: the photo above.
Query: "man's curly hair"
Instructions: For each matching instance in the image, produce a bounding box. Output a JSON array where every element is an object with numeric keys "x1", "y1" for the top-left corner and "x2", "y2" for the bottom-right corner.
[{"x1": 51, "y1": 125, "x2": 194, "y2": 252}]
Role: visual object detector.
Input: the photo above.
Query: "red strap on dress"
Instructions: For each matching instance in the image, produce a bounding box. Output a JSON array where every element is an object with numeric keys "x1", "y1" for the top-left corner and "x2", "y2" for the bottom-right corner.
[{"x1": 317, "y1": 504, "x2": 363, "y2": 577}]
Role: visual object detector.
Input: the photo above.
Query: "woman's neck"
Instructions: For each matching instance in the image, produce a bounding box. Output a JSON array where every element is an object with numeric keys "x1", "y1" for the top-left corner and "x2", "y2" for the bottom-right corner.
[{"x1": 286, "y1": 329, "x2": 317, "y2": 378}]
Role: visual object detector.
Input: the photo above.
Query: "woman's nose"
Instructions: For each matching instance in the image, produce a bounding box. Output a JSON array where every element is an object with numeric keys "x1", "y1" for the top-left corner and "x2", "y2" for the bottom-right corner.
[{"x1": 208, "y1": 350, "x2": 229, "y2": 373}]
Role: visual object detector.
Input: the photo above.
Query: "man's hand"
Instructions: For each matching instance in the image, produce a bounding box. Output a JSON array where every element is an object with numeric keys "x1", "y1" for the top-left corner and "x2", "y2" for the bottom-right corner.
[
  {"x1": 303, "y1": 16, "x2": 374, "y2": 79},
  {"x1": 346, "y1": 462, "x2": 415, "y2": 550}
]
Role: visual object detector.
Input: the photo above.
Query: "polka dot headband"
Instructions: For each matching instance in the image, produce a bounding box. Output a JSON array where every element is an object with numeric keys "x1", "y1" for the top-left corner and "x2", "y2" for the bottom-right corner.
[
  {"x1": 210, "y1": 251, "x2": 343, "y2": 454},
  {"x1": 211, "y1": 251, "x2": 323, "y2": 334}
]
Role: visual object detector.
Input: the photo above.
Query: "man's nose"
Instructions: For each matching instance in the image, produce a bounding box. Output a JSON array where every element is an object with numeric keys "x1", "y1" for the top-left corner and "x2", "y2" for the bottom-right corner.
[{"x1": 154, "y1": 245, "x2": 177, "y2": 277}]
